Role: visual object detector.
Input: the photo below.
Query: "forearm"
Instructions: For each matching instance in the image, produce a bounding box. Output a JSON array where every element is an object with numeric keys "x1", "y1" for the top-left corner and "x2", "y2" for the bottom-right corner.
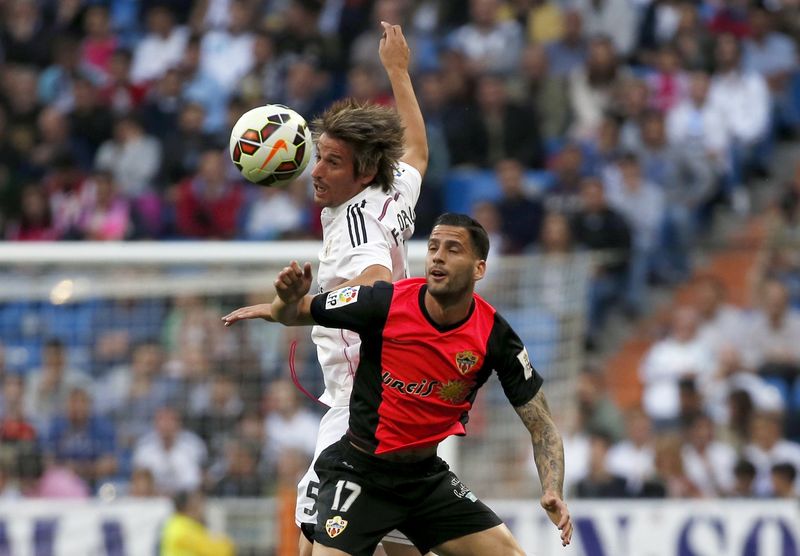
[
  {"x1": 271, "y1": 295, "x2": 315, "y2": 326},
  {"x1": 387, "y1": 68, "x2": 428, "y2": 168},
  {"x1": 515, "y1": 390, "x2": 565, "y2": 497}
]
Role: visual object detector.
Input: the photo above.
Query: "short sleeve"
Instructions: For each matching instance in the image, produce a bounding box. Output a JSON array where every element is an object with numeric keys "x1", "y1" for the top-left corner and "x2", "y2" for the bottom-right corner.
[
  {"x1": 339, "y1": 202, "x2": 393, "y2": 277},
  {"x1": 392, "y1": 161, "x2": 422, "y2": 208},
  {"x1": 487, "y1": 312, "x2": 544, "y2": 407},
  {"x1": 310, "y1": 281, "x2": 394, "y2": 335}
]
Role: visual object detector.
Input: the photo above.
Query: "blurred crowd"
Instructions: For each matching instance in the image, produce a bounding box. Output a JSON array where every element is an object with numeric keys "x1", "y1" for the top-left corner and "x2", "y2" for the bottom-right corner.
[{"x1": 1, "y1": 0, "x2": 800, "y2": 503}]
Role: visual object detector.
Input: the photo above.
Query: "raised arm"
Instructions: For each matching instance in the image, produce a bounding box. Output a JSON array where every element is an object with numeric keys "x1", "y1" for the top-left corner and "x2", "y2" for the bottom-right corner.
[
  {"x1": 379, "y1": 21, "x2": 428, "y2": 177},
  {"x1": 270, "y1": 261, "x2": 316, "y2": 326},
  {"x1": 514, "y1": 389, "x2": 573, "y2": 547}
]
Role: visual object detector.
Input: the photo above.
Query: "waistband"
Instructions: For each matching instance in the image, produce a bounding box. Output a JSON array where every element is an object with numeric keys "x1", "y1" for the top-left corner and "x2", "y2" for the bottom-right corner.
[{"x1": 337, "y1": 437, "x2": 442, "y2": 476}]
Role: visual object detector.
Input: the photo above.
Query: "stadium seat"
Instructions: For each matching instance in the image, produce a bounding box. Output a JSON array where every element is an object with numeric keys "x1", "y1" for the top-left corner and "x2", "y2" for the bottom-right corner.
[
  {"x1": 443, "y1": 169, "x2": 554, "y2": 214},
  {"x1": 500, "y1": 307, "x2": 559, "y2": 378}
]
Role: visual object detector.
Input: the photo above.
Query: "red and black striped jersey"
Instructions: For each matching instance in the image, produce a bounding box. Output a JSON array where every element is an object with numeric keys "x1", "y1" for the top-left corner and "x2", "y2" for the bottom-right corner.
[{"x1": 310, "y1": 278, "x2": 543, "y2": 455}]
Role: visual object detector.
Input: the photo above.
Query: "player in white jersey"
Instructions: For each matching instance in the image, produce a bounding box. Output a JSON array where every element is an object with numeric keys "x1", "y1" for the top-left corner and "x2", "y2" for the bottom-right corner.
[{"x1": 223, "y1": 22, "x2": 429, "y2": 556}]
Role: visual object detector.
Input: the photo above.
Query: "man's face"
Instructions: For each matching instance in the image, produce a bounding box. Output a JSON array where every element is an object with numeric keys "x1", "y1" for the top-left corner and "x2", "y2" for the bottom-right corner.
[
  {"x1": 425, "y1": 225, "x2": 484, "y2": 299},
  {"x1": 311, "y1": 133, "x2": 372, "y2": 208}
]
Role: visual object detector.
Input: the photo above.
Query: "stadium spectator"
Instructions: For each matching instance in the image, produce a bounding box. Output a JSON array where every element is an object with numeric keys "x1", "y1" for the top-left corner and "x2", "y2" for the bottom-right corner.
[
  {"x1": 158, "y1": 102, "x2": 216, "y2": 191},
  {"x1": 604, "y1": 153, "x2": 665, "y2": 315},
  {"x1": 645, "y1": 46, "x2": 689, "y2": 113},
  {"x1": 606, "y1": 407, "x2": 656, "y2": 495},
  {"x1": 569, "y1": 36, "x2": 622, "y2": 138},
  {"x1": 68, "y1": 76, "x2": 115, "y2": 162},
  {"x1": 15, "y1": 442, "x2": 90, "y2": 499},
  {"x1": 160, "y1": 490, "x2": 235, "y2": 555},
  {"x1": 571, "y1": 177, "x2": 632, "y2": 347},
  {"x1": 575, "y1": 365, "x2": 626, "y2": 443},
  {"x1": 743, "y1": 410, "x2": 800, "y2": 495},
  {"x1": 140, "y1": 69, "x2": 185, "y2": 140},
  {"x1": 237, "y1": 30, "x2": 281, "y2": 106},
  {"x1": 37, "y1": 31, "x2": 80, "y2": 111},
  {"x1": 5, "y1": 183, "x2": 58, "y2": 241},
  {"x1": 447, "y1": 0, "x2": 525, "y2": 77},
  {"x1": 692, "y1": 276, "x2": 747, "y2": 357},
  {"x1": 239, "y1": 185, "x2": 305, "y2": 240},
  {"x1": 544, "y1": 10, "x2": 587, "y2": 77},
  {"x1": 188, "y1": 371, "x2": 243, "y2": 464},
  {"x1": 45, "y1": 386, "x2": 117, "y2": 489},
  {"x1": 493, "y1": 158, "x2": 544, "y2": 253},
  {"x1": 130, "y1": 5, "x2": 189, "y2": 85},
  {"x1": 513, "y1": 43, "x2": 571, "y2": 142},
  {"x1": 276, "y1": 56, "x2": 333, "y2": 121},
  {"x1": 583, "y1": 116, "x2": 622, "y2": 175},
  {"x1": 0, "y1": 0, "x2": 52, "y2": 67},
  {"x1": 709, "y1": 33, "x2": 771, "y2": 181},
  {"x1": 208, "y1": 437, "x2": 265, "y2": 497},
  {"x1": 646, "y1": 434, "x2": 702, "y2": 498},
  {"x1": 615, "y1": 78, "x2": 650, "y2": 152},
  {"x1": 574, "y1": 430, "x2": 628, "y2": 498},
  {"x1": 24, "y1": 339, "x2": 92, "y2": 430},
  {"x1": 75, "y1": 170, "x2": 131, "y2": 240},
  {"x1": 92, "y1": 298, "x2": 166, "y2": 374},
  {"x1": 97, "y1": 340, "x2": 175, "y2": 452},
  {"x1": 199, "y1": 0, "x2": 256, "y2": 95},
  {"x1": 94, "y1": 114, "x2": 162, "y2": 200},
  {"x1": 175, "y1": 148, "x2": 244, "y2": 239},
  {"x1": 80, "y1": 5, "x2": 117, "y2": 80},
  {"x1": 127, "y1": 467, "x2": 157, "y2": 498},
  {"x1": 666, "y1": 70, "x2": 731, "y2": 179},
  {"x1": 741, "y1": 279, "x2": 800, "y2": 392},
  {"x1": 770, "y1": 462, "x2": 798, "y2": 498},
  {"x1": 262, "y1": 379, "x2": 318, "y2": 466},
  {"x1": 639, "y1": 306, "x2": 716, "y2": 425},
  {"x1": 545, "y1": 143, "x2": 587, "y2": 215},
  {"x1": 179, "y1": 35, "x2": 230, "y2": 135},
  {"x1": 0, "y1": 374, "x2": 36, "y2": 445},
  {"x1": 97, "y1": 49, "x2": 148, "y2": 116},
  {"x1": 681, "y1": 412, "x2": 737, "y2": 497},
  {"x1": 574, "y1": 0, "x2": 637, "y2": 58},
  {"x1": 30, "y1": 107, "x2": 91, "y2": 174},
  {"x1": 729, "y1": 458, "x2": 757, "y2": 497},
  {"x1": 132, "y1": 406, "x2": 207, "y2": 495}
]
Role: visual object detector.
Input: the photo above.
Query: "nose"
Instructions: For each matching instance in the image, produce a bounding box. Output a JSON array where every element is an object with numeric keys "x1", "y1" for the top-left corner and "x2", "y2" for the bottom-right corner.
[{"x1": 311, "y1": 159, "x2": 323, "y2": 178}]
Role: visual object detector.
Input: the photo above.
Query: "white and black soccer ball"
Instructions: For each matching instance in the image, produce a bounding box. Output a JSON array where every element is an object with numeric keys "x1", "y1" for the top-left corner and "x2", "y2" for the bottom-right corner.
[{"x1": 229, "y1": 104, "x2": 313, "y2": 186}]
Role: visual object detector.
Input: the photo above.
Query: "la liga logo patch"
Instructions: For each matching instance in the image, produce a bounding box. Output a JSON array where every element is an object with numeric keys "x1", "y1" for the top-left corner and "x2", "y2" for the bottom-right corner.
[
  {"x1": 326, "y1": 515, "x2": 348, "y2": 538},
  {"x1": 326, "y1": 286, "x2": 360, "y2": 309}
]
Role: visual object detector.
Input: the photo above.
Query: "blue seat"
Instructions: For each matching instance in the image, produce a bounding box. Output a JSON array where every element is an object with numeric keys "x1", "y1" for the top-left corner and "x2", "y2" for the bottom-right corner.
[
  {"x1": 791, "y1": 379, "x2": 800, "y2": 411},
  {"x1": 444, "y1": 169, "x2": 554, "y2": 214},
  {"x1": 500, "y1": 307, "x2": 559, "y2": 379}
]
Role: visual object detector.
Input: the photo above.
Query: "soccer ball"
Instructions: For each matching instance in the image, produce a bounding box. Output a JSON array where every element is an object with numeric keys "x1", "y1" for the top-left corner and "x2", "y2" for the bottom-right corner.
[{"x1": 229, "y1": 104, "x2": 313, "y2": 186}]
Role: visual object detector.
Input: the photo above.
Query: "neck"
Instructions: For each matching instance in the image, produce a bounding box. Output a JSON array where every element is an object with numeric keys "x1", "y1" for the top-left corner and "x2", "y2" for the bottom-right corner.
[{"x1": 424, "y1": 289, "x2": 473, "y2": 327}]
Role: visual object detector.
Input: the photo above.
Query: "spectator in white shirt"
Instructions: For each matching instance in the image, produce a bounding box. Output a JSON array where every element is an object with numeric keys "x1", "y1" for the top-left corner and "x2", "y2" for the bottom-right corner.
[
  {"x1": 94, "y1": 115, "x2": 162, "y2": 199},
  {"x1": 129, "y1": 5, "x2": 189, "y2": 85},
  {"x1": 681, "y1": 413, "x2": 736, "y2": 496},
  {"x1": 263, "y1": 379, "x2": 319, "y2": 466},
  {"x1": 447, "y1": 0, "x2": 525, "y2": 76},
  {"x1": 639, "y1": 306, "x2": 716, "y2": 424},
  {"x1": 606, "y1": 407, "x2": 656, "y2": 495},
  {"x1": 132, "y1": 406, "x2": 207, "y2": 495},
  {"x1": 574, "y1": 0, "x2": 638, "y2": 57},
  {"x1": 743, "y1": 411, "x2": 800, "y2": 495},
  {"x1": 199, "y1": 0, "x2": 255, "y2": 94},
  {"x1": 667, "y1": 70, "x2": 731, "y2": 176},
  {"x1": 692, "y1": 276, "x2": 747, "y2": 357},
  {"x1": 708, "y1": 33, "x2": 771, "y2": 181}
]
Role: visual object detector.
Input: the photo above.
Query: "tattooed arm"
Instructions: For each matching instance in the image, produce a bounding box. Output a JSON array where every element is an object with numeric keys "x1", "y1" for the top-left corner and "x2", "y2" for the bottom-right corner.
[{"x1": 514, "y1": 389, "x2": 573, "y2": 547}]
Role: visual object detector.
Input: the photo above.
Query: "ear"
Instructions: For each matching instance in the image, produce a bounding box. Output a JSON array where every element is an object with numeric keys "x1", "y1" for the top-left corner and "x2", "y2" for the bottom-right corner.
[
  {"x1": 474, "y1": 259, "x2": 486, "y2": 282},
  {"x1": 357, "y1": 170, "x2": 377, "y2": 189}
]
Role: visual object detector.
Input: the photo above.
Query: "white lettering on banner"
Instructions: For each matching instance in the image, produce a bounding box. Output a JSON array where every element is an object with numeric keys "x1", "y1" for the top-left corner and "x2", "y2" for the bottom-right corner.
[{"x1": 486, "y1": 500, "x2": 800, "y2": 556}]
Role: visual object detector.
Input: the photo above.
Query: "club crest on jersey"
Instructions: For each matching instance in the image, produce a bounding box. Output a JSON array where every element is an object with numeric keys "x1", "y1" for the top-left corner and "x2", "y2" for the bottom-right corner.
[
  {"x1": 326, "y1": 516, "x2": 348, "y2": 538},
  {"x1": 326, "y1": 286, "x2": 360, "y2": 309},
  {"x1": 455, "y1": 351, "x2": 479, "y2": 375}
]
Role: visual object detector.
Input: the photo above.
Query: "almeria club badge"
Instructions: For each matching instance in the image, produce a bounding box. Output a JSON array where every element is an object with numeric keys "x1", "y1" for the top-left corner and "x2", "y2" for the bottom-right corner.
[
  {"x1": 455, "y1": 351, "x2": 479, "y2": 375},
  {"x1": 326, "y1": 516, "x2": 348, "y2": 538}
]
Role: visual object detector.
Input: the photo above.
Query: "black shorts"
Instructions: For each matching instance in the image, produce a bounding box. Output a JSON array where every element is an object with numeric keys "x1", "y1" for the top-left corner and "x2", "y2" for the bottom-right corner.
[{"x1": 312, "y1": 438, "x2": 503, "y2": 555}]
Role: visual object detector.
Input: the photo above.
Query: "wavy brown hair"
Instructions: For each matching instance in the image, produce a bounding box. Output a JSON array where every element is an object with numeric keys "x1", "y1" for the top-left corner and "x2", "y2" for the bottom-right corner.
[{"x1": 312, "y1": 99, "x2": 405, "y2": 193}]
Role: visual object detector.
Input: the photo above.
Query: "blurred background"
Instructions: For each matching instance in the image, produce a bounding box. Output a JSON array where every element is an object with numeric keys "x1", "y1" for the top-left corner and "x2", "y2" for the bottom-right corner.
[{"x1": 0, "y1": 0, "x2": 799, "y2": 554}]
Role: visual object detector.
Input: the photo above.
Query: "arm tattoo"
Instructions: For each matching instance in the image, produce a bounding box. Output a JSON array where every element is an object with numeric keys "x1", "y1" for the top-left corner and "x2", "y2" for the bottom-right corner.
[{"x1": 514, "y1": 390, "x2": 565, "y2": 497}]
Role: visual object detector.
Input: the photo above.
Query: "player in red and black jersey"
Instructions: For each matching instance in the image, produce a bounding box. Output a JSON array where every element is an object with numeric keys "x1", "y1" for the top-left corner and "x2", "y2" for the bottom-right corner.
[{"x1": 271, "y1": 213, "x2": 572, "y2": 555}]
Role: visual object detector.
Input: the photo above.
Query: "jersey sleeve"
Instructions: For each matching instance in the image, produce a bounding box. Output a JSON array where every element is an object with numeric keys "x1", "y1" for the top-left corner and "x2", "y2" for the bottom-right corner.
[
  {"x1": 487, "y1": 312, "x2": 544, "y2": 407},
  {"x1": 392, "y1": 161, "x2": 422, "y2": 209},
  {"x1": 339, "y1": 201, "x2": 394, "y2": 277},
  {"x1": 310, "y1": 281, "x2": 393, "y2": 335}
]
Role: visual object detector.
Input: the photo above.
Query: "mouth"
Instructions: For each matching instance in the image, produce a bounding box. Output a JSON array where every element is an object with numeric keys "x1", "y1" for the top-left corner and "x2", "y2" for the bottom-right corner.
[
  {"x1": 430, "y1": 268, "x2": 447, "y2": 281},
  {"x1": 313, "y1": 181, "x2": 327, "y2": 196}
]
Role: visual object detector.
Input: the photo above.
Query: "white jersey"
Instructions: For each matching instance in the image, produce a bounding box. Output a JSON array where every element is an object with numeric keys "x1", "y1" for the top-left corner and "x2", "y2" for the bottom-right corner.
[{"x1": 312, "y1": 161, "x2": 421, "y2": 406}]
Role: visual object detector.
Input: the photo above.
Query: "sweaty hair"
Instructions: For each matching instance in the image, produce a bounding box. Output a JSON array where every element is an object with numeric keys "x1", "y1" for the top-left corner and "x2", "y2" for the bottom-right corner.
[
  {"x1": 433, "y1": 213, "x2": 490, "y2": 260},
  {"x1": 312, "y1": 99, "x2": 404, "y2": 192}
]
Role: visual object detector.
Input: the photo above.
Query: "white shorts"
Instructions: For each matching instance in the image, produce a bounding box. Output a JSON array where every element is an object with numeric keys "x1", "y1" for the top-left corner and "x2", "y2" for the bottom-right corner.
[{"x1": 295, "y1": 405, "x2": 413, "y2": 547}]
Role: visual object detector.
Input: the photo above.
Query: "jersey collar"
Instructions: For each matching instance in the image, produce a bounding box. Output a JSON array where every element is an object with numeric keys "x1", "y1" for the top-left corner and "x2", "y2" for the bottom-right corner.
[{"x1": 417, "y1": 285, "x2": 476, "y2": 333}]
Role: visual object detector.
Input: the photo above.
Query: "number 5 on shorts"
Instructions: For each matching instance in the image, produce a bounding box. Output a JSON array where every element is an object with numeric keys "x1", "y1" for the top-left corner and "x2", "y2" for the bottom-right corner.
[{"x1": 331, "y1": 480, "x2": 361, "y2": 512}]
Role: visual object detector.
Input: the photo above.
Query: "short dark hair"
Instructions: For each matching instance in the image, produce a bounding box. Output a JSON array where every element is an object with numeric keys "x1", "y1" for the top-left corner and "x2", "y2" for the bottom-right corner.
[
  {"x1": 432, "y1": 213, "x2": 490, "y2": 260},
  {"x1": 771, "y1": 462, "x2": 797, "y2": 482},
  {"x1": 734, "y1": 459, "x2": 756, "y2": 478}
]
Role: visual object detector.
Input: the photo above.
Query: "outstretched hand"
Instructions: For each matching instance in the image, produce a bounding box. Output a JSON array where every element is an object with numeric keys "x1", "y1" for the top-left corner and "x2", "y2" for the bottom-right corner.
[
  {"x1": 541, "y1": 492, "x2": 573, "y2": 547},
  {"x1": 222, "y1": 303, "x2": 273, "y2": 326},
  {"x1": 378, "y1": 21, "x2": 410, "y2": 74},
  {"x1": 275, "y1": 261, "x2": 313, "y2": 304}
]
